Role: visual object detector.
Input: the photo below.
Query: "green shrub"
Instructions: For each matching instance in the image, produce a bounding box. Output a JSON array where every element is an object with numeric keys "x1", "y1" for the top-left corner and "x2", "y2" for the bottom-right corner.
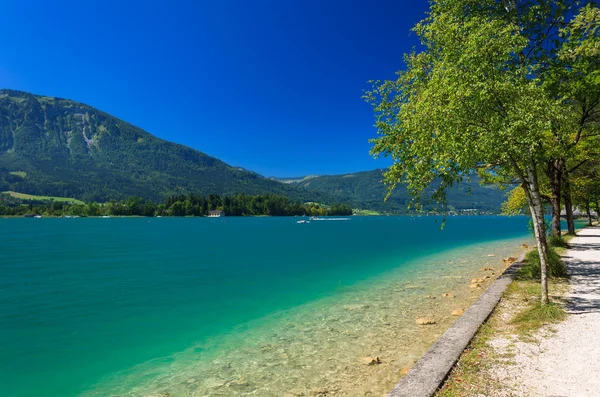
[
  {"x1": 548, "y1": 235, "x2": 569, "y2": 249},
  {"x1": 519, "y1": 247, "x2": 569, "y2": 279}
]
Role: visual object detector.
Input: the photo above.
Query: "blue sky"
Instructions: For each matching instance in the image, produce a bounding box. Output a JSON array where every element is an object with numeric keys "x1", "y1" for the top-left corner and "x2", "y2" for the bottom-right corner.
[{"x1": 0, "y1": 0, "x2": 429, "y2": 177}]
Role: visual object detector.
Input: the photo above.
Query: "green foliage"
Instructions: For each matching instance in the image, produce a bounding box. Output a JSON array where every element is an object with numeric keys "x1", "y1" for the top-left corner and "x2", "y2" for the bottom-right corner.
[
  {"x1": 548, "y1": 235, "x2": 570, "y2": 249},
  {"x1": 363, "y1": 0, "x2": 598, "y2": 304},
  {"x1": 519, "y1": 248, "x2": 569, "y2": 280},
  {"x1": 502, "y1": 186, "x2": 528, "y2": 216},
  {"x1": 0, "y1": 192, "x2": 352, "y2": 218},
  {"x1": 164, "y1": 193, "x2": 352, "y2": 217},
  {"x1": 560, "y1": 4, "x2": 600, "y2": 60},
  {"x1": 364, "y1": 0, "x2": 560, "y2": 211}
]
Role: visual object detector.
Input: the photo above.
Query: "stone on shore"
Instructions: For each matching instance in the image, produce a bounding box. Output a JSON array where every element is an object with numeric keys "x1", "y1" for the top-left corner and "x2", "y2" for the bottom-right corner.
[
  {"x1": 416, "y1": 317, "x2": 437, "y2": 325},
  {"x1": 441, "y1": 292, "x2": 455, "y2": 298},
  {"x1": 362, "y1": 356, "x2": 382, "y2": 365},
  {"x1": 451, "y1": 309, "x2": 465, "y2": 316},
  {"x1": 469, "y1": 283, "x2": 482, "y2": 289}
]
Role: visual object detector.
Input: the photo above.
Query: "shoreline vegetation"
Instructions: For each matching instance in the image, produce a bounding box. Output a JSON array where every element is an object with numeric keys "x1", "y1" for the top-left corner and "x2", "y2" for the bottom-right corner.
[
  {"x1": 0, "y1": 190, "x2": 504, "y2": 218},
  {"x1": 0, "y1": 192, "x2": 352, "y2": 218}
]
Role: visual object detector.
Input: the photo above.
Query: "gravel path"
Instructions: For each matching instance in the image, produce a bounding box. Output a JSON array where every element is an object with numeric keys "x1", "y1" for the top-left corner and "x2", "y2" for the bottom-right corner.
[{"x1": 493, "y1": 226, "x2": 600, "y2": 396}]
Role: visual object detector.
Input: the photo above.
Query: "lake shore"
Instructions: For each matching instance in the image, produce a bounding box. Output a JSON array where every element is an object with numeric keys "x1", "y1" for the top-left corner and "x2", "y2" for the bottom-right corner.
[
  {"x1": 84, "y1": 238, "x2": 532, "y2": 397},
  {"x1": 436, "y1": 225, "x2": 600, "y2": 396}
]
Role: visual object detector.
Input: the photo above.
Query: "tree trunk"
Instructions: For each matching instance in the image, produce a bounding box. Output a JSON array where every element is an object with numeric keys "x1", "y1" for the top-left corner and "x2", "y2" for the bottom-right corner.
[
  {"x1": 547, "y1": 159, "x2": 563, "y2": 238},
  {"x1": 586, "y1": 198, "x2": 593, "y2": 226},
  {"x1": 595, "y1": 202, "x2": 600, "y2": 221},
  {"x1": 563, "y1": 170, "x2": 576, "y2": 235},
  {"x1": 525, "y1": 164, "x2": 550, "y2": 305}
]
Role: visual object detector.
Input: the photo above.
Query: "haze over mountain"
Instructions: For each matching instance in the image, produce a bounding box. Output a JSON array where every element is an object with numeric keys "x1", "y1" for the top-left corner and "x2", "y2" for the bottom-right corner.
[{"x1": 0, "y1": 89, "x2": 507, "y2": 212}]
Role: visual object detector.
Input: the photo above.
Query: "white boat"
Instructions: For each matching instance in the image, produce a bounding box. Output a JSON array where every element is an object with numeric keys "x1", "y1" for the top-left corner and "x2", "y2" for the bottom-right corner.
[
  {"x1": 34, "y1": 215, "x2": 42, "y2": 219},
  {"x1": 297, "y1": 220, "x2": 310, "y2": 224}
]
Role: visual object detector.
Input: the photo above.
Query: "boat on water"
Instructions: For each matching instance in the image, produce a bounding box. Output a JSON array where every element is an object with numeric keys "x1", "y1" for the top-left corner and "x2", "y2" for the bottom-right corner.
[
  {"x1": 297, "y1": 219, "x2": 310, "y2": 224},
  {"x1": 34, "y1": 215, "x2": 42, "y2": 219}
]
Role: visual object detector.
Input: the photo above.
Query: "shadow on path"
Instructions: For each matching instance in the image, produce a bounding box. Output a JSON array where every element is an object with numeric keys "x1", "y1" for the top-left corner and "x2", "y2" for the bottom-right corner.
[{"x1": 564, "y1": 227, "x2": 600, "y2": 315}]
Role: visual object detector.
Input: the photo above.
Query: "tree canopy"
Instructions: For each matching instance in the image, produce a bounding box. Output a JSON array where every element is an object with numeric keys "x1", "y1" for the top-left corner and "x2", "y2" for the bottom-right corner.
[{"x1": 365, "y1": 0, "x2": 600, "y2": 304}]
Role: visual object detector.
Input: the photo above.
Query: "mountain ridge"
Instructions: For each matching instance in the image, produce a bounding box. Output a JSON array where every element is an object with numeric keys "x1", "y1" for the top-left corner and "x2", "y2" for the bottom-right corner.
[
  {"x1": 273, "y1": 169, "x2": 508, "y2": 213},
  {"x1": 0, "y1": 89, "x2": 329, "y2": 203},
  {"x1": 0, "y1": 89, "x2": 507, "y2": 212}
]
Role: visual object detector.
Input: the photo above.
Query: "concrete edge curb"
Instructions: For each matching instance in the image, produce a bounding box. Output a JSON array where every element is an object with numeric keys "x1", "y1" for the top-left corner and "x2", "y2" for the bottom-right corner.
[{"x1": 387, "y1": 251, "x2": 527, "y2": 397}]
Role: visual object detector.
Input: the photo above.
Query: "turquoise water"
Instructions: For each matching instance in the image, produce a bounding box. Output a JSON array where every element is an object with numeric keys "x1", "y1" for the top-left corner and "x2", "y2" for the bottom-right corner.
[{"x1": 0, "y1": 216, "x2": 555, "y2": 396}]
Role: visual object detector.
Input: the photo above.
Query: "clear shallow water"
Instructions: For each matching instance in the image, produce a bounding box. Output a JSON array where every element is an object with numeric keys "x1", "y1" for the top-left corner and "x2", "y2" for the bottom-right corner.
[{"x1": 0, "y1": 216, "x2": 541, "y2": 396}]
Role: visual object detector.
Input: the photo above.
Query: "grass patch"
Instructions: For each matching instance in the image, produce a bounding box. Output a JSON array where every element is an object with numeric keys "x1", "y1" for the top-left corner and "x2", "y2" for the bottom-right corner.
[
  {"x1": 2, "y1": 191, "x2": 85, "y2": 205},
  {"x1": 518, "y1": 246, "x2": 569, "y2": 279},
  {"x1": 510, "y1": 302, "x2": 566, "y2": 335}
]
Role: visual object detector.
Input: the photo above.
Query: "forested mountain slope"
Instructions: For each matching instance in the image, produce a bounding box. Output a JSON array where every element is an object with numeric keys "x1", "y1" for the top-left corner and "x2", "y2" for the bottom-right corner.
[
  {"x1": 275, "y1": 170, "x2": 507, "y2": 213},
  {"x1": 0, "y1": 90, "x2": 329, "y2": 202},
  {"x1": 0, "y1": 89, "x2": 506, "y2": 212}
]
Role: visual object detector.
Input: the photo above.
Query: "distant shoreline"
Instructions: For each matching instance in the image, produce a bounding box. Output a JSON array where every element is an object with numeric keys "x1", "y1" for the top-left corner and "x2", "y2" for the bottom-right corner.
[{"x1": 1, "y1": 213, "x2": 516, "y2": 219}]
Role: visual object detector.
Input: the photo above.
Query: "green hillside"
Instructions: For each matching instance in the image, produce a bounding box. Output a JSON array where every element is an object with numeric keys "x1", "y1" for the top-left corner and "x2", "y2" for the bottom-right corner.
[
  {"x1": 275, "y1": 170, "x2": 508, "y2": 213},
  {"x1": 0, "y1": 89, "x2": 506, "y2": 212},
  {"x1": 0, "y1": 90, "x2": 330, "y2": 203}
]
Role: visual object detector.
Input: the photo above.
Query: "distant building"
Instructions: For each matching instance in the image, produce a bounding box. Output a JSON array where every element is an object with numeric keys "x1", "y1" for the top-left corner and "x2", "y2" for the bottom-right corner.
[{"x1": 207, "y1": 210, "x2": 225, "y2": 217}]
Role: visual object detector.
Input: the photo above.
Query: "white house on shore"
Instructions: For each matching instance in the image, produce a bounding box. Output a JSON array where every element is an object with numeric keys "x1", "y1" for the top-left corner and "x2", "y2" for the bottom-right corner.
[{"x1": 207, "y1": 210, "x2": 225, "y2": 217}]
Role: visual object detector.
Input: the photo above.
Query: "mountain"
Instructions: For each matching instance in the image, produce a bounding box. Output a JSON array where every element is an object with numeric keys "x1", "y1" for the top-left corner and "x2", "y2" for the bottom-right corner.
[
  {"x1": 273, "y1": 170, "x2": 508, "y2": 213},
  {"x1": 0, "y1": 89, "x2": 331, "y2": 203},
  {"x1": 0, "y1": 89, "x2": 506, "y2": 212}
]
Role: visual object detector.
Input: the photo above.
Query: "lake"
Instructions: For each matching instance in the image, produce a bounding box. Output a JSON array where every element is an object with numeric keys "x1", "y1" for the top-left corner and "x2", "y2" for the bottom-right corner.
[{"x1": 0, "y1": 216, "x2": 539, "y2": 396}]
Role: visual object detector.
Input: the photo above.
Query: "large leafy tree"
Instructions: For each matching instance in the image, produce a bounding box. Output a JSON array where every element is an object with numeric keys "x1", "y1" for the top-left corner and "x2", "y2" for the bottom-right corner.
[
  {"x1": 543, "y1": 2, "x2": 600, "y2": 236},
  {"x1": 365, "y1": 0, "x2": 597, "y2": 304}
]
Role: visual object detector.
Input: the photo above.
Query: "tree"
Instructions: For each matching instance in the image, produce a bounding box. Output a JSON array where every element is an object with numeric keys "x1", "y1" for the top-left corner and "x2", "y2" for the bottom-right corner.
[
  {"x1": 126, "y1": 196, "x2": 144, "y2": 215},
  {"x1": 365, "y1": 0, "x2": 596, "y2": 304},
  {"x1": 543, "y1": 2, "x2": 600, "y2": 236},
  {"x1": 169, "y1": 201, "x2": 186, "y2": 216}
]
